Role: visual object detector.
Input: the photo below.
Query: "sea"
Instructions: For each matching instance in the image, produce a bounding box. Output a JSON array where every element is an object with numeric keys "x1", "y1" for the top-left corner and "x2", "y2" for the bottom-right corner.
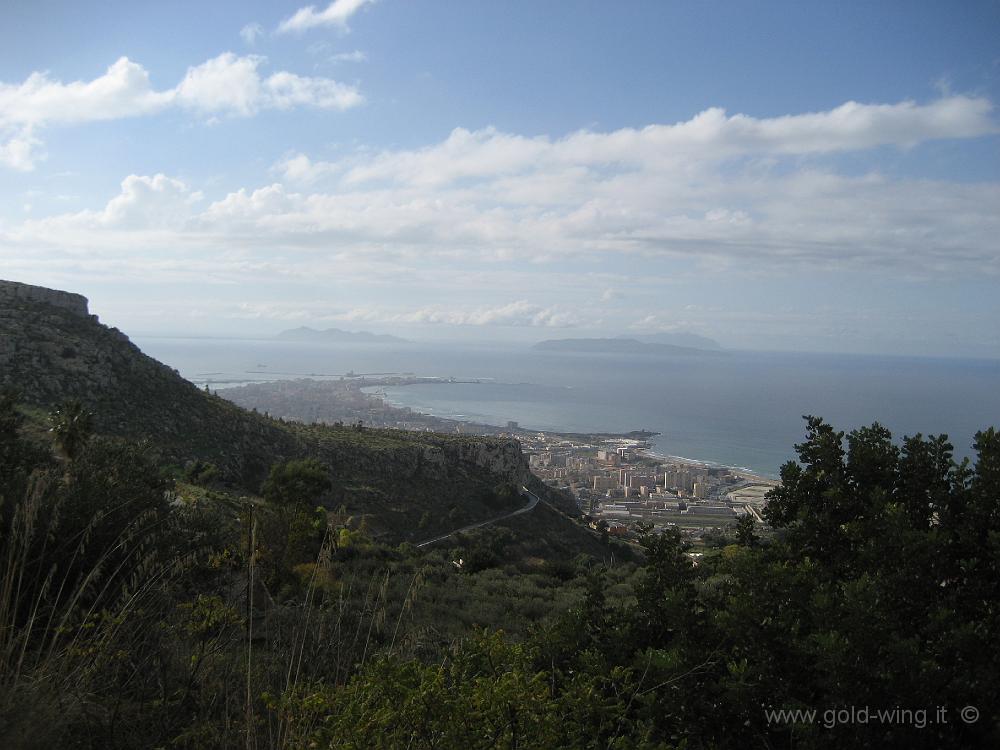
[{"x1": 134, "y1": 337, "x2": 1000, "y2": 479}]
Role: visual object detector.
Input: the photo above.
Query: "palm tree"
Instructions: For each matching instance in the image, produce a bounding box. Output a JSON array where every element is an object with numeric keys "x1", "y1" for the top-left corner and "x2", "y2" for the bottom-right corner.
[{"x1": 48, "y1": 400, "x2": 93, "y2": 461}]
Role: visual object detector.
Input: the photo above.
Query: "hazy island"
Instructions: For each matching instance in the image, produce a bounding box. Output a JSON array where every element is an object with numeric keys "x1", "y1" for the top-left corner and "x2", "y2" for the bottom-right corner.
[
  {"x1": 276, "y1": 326, "x2": 410, "y2": 344},
  {"x1": 627, "y1": 331, "x2": 722, "y2": 349}
]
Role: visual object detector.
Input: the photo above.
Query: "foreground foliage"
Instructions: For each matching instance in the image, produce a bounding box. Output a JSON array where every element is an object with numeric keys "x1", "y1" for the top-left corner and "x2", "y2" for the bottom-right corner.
[{"x1": 1, "y1": 395, "x2": 997, "y2": 747}]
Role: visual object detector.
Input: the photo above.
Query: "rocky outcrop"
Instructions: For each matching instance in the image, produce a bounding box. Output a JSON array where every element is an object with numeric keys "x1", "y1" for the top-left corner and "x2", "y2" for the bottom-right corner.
[
  {"x1": 449, "y1": 439, "x2": 529, "y2": 486},
  {"x1": 0, "y1": 280, "x2": 90, "y2": 317}
]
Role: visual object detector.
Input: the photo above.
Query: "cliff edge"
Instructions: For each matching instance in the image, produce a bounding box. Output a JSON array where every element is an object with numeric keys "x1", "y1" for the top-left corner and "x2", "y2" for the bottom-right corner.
[{"x1": 0, "y1": 279, "x2": 90, "y2": 317}]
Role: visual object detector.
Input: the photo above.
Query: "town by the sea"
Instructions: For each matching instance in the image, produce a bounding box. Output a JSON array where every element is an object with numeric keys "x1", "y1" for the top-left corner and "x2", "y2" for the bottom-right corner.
[{"x1": 135, "y1": 336, "x2": 1000, "y2": 479}]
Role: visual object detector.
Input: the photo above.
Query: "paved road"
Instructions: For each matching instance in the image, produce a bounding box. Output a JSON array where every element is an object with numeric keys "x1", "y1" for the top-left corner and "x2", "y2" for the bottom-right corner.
[{"x1": 415, "y1": 486, "x2": 540, "y2": 548}]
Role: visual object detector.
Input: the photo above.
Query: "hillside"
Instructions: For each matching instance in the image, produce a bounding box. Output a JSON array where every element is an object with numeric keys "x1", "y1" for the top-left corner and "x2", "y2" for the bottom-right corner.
[
  {"x1": 0, "y1": 280, "x2": 584, "y2": 543},
  {"x1": 0, "y1": 281, "x2": 301, "y2": 486}
]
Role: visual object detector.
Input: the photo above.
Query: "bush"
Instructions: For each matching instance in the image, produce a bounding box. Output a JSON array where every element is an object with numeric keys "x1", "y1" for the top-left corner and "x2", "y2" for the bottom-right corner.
[{"x1": 261, "y1": 458, "x2": 331, "y2": 506}]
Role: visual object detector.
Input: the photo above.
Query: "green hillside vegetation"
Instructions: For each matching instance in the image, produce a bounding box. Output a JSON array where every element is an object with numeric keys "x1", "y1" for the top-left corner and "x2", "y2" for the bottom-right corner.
[
  {"x1": 0, "y1": 391, "x2": 637, "y2": 747},
  {"x1": 2, "y1": 389, "x2": 998, "y2": 747}
]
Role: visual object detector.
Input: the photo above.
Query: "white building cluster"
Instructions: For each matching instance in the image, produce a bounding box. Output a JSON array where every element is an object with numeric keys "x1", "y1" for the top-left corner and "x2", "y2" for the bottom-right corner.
[{"x1": 527, "y1": 437, "x2": 778, "y2": 538}]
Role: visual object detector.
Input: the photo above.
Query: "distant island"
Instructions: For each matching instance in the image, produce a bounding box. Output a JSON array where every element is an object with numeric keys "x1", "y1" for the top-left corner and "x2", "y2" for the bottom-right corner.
[
  {"x1": 276, "y1": 326, "x2": 409, "y2": 344},
  {"x1": 532, "y1": 337, "x2": 722, "y2": 356}
]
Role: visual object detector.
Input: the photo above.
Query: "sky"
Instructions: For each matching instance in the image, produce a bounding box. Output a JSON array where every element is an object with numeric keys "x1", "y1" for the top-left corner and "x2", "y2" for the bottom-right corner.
[{"x1": 1, "y1": 0, "x2": 999, "y2": 356}]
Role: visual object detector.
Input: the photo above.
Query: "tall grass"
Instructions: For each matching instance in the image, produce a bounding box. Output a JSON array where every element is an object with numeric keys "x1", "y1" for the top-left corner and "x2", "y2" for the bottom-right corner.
[{"x1": 0, "y1": 465, "x2": 184, "y2": 747}]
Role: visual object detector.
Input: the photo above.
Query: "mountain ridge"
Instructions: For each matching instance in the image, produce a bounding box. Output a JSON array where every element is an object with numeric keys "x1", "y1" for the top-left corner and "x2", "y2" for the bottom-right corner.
[{"x1": 0, "y1": 279, "x2": 588, "y2": 544}]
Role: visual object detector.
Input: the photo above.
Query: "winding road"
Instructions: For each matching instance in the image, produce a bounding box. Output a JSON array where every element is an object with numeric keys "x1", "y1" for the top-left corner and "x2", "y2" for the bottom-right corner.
[{"x1": 415, "y1": 486, "x2": 541, "y2": 548}]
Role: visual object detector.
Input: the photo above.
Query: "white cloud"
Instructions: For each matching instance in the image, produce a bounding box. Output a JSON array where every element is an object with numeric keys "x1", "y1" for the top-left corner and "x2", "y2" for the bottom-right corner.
[
  {"x1": 200, "y1": 183, "x2": 298, "y2": 224},
  {"x1": 0, "y1": 53, "x2": 362, "y2": 170},
  {"x1": 174, "y1": 54, "x2": 265, "y2": 115},
  {"x1": 331, "y1": 50, "x2": 367, "y2": 63},
  {"x1": 339, "y1": 301, "x2": 581, "y2": 328},
  {"x1": 0, "y1": 128, "x2": 42, "y2": 171},
  {"x1": 630, "y1": 315, "x2": 691, "y2": 333},
  {"x1": 0, "y1": 57, "x2": 170, "y2": 132},
  {"x1": 277, "y1": 0, "x2": 375, "y2": 34},
  {"x1": 174, "y1": 299, "x2": 580, "y2": 328},
  {"x1": 262, "y1": 70, "x2": 362, "y2": 110},
  {"x1": 100, "y1": 174, "x2": 202, "y2": 229},
  {"x1": 272, "y1": 152, "x2": 342, "y2": 183},
  {"x1": 240, "y1": 22, "x2": 264, "y2": 46},
  {"x1": 17, "y1": 173, "x2": 201, "y2": 233},
  {"x1": 342, "y1": 127, "x2": 551, "y2": 187},
  {"x1": 338, "y1": 96, "x2": 998, "y2": 188},
  {"x1": 227, "y1": 301, "x2": 327, "y2": 321},
  {"x1": 4, "y1": 97, "x2": 999, "y2": 338},
  {"x1": 173, "y1": 52, "x2": 362, "y2": 114}
]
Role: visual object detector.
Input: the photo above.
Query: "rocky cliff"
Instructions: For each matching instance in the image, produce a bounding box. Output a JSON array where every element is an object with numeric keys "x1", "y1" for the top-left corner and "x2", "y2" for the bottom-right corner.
[{"x1": 0, "y1": 279, "x2": 90, "y2": 317}]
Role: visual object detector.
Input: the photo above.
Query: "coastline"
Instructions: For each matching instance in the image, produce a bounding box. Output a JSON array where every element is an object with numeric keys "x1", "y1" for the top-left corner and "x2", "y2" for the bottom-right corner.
[
  {"x1": 637, "y1": 448, "x2": 781, "y2": 484},
  {"x1": 374, "y1": 381, "x2": 782, "y2": 483},
  {"x1": 213, "y1": 374, "x2": 785, "y2": 483}
]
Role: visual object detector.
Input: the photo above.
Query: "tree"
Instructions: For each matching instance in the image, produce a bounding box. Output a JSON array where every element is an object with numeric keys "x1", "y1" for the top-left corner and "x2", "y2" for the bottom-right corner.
[
  {"x1": 258, "y1": 459, "x2": 333, "y2": 596},
  {"x1": 630, "y1": 527, "x2": 697, "y2": 650},
  {"x1": 734, "y1": 513, "x2": 758, "y2": 547}
]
